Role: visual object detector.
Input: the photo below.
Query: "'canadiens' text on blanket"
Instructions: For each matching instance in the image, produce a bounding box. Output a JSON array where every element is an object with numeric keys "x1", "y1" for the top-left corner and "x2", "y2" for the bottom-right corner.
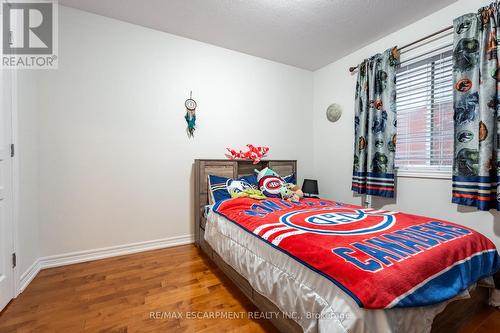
[
  {"x1": 243, "y1": 199, "x2": 472, "y2": 272},
  {"x1": 212, "y1": 197, "x2": 500, "y2": 309}
]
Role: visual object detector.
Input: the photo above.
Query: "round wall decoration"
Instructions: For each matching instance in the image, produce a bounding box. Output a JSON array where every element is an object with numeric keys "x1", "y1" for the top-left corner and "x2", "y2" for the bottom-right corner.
[
  {"x1": 326, "y1": 103, "x2": 342, "y2": 122},
  {"x1": 185, "y1": 95, "x2": 197, "y2": 111}
]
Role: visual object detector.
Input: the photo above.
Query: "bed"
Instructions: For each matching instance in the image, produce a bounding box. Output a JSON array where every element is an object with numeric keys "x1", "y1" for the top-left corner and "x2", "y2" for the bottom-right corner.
[{"x1": 193, "y1": 159, "x2": 498, "y2": 333}]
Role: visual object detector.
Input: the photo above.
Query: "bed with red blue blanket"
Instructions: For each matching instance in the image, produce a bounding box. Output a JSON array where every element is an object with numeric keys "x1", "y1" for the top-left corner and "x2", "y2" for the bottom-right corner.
[{"x1": 210, "y1": 197, "x2": 499, "y2": 311}]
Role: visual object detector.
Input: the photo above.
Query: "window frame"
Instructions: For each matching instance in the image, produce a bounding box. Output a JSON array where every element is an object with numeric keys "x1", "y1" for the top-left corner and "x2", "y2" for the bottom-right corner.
[{"x1": 395, "y1": 47, "x2": 453, "y2": 180}]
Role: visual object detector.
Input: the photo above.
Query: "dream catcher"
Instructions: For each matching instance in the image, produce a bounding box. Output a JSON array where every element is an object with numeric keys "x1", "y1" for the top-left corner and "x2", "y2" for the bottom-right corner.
[{"x1": 184, "y1": 91, "x2": 197, "y2": 138}]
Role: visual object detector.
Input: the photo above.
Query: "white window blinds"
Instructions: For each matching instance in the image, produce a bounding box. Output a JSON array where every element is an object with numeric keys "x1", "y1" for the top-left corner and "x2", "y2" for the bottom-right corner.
[{"x1": 395, "y1": 42, "x2": 454, "y2": 175}]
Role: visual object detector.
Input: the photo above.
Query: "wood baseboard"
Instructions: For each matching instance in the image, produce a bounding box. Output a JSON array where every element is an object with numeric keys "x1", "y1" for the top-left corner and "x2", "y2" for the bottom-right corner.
[{"x1": 17, "y1": 234, "x2": 194, "y2": 295}]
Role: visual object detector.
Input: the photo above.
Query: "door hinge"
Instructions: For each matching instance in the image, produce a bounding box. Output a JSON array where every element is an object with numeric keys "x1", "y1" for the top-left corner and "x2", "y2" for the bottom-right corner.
[
  {"x1": 10, "y1": 144, "x2": 14, "y2": 158},
  {"x1": 12, "y1": 253, "x2": 16, "y2": 268}
]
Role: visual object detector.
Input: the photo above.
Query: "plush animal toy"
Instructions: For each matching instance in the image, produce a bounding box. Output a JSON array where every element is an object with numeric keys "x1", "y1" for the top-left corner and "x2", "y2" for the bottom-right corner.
[
  {"x1": 255, "y1": 167, "x2": 303, "y2": 202},
  {"x1": 225, "y1": 148, "x2": 244, "y2": 159},
  {"x1": 246, "y1": 144, "x2": 269, "y2": 164},
  {"x1": 226, "y1": 179, "x2": 266, "y2": 200},
  {"x1": 255, "y1": 167, "x2": 280, "y2": 180},
  {"x1": 281, "y1": 183, "x2": 304, "y2": 203},
  {"x1": 230, "y1": 188, "x2": 266, "y2": 200},
  {"x1": 225, "y1": 144, "x2": 269, "y2": 164}
]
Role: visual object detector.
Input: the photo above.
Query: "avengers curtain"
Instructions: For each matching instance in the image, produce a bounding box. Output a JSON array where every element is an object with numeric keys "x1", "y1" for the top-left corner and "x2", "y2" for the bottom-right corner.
[
  {"x1": 352, "y1": 47, "x2": 399, "y2": 198},
  {"x1": 452, "y1": 4, "x2": 499, "y2": 210}
]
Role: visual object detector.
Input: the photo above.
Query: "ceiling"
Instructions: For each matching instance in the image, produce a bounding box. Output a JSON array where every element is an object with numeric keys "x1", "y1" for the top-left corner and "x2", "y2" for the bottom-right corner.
[{"x1": 59, "y1": 0, "x2": 456, "y2": 70}]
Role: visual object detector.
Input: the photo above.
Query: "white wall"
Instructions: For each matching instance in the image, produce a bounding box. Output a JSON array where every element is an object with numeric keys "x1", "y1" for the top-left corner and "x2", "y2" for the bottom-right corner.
[
  {"x1": 17, "y1": 0, "x2": 499, "y2": 278},
  {"x1": 313, "y1": 0, "x2": 500, "y2": 249},
  {"x1": 16, "y1": 71, "x2": 40, "y2": 278},
  {"x1": 28, "y1": 6, "x2": 314, "y2": 257}
]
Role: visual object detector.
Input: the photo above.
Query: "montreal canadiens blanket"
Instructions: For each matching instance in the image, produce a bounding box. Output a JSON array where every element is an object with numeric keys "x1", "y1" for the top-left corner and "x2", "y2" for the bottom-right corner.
[{"x1": 212, "y1": 197, "x2": 500, "y2": 309}]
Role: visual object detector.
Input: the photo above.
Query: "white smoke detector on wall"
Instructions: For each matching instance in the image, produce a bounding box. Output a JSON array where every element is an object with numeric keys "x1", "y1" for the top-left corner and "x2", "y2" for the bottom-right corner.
[{"x1": 326, "y1": 103, "x2": 342, "y2": 122}]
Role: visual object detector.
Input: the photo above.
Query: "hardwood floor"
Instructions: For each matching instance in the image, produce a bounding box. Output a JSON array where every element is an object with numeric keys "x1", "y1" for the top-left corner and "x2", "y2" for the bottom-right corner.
[
  {"x1": 0, "y1": 245, "x2": 277, "y2": 332},
  {"x1": 0, "y1": 244, "x2": 498, "y2": 333},
  {"x1": 458, "y1": 306, "x2": 500, "y2": 333}
]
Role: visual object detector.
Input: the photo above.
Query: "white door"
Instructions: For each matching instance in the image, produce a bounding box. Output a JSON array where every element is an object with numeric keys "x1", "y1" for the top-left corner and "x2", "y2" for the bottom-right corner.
[{"x1": 0, "y1": 66, "x2": 15, "y2": 311}]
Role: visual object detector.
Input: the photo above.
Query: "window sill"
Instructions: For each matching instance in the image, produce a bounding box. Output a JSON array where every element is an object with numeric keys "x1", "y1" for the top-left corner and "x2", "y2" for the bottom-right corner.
[{"x1": 396, "y1": 169, "x2": 451, "y2": 180}]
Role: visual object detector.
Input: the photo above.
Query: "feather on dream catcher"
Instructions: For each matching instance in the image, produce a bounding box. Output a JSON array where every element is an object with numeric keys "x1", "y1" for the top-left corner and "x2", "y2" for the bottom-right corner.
[{"x1": 184, "y1": 91, "x2": 197, "y2": 138}]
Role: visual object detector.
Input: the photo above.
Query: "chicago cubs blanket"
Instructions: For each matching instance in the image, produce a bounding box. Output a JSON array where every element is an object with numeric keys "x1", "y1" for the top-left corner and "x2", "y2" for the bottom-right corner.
[{"x1": 212, "y1": 197, "x2": 500, "y2": 309}]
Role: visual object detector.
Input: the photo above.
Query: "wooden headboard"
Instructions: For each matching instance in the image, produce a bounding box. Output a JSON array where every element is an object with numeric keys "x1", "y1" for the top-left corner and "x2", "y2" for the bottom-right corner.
[{"x1": 193, "y1": 159, "x2": 297, "y2": 246}]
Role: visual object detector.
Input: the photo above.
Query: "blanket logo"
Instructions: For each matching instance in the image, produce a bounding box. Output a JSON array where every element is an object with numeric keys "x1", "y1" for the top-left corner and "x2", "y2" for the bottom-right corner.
[{"x1": 280, "y1": 208, "x2": 395, "y2": 235}]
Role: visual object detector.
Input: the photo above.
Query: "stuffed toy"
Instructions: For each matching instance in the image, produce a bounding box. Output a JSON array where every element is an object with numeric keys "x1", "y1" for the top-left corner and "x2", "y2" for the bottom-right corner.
[
  {"x1": 226, "y1": 179, "x2": 266, "y2": 200},
  {"x1": 246, "y1": 144, "x2": 269, "y2": 164},
  {"x1": 280, "y1": 183, "x2": 304, "y2": 203},
  {"x1": 225, "y1": 144, "x2": 270, "y2": 164},
  {"x1": 255, "y1": 167, "x2": 280, "y2": 180},
  {"x1": 255, "y1": 167, "x2": 303, "y2": 202},
  {"x1": 230, "y1": 188, "x2": 266, "y2": 200}
]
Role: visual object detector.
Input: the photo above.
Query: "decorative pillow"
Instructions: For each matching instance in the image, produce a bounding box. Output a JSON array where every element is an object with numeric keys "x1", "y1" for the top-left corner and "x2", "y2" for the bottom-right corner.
[
  {"x1": 255, "y1": 167, "x2": 296, "y2": 198},
  {"x1": 283, "y1": 173, "x2": 296, "y2": 184},
  {"x1": 208, "y1": 174, "x2": 259, "y2": 203},
  {"x1": 258, "y1": 175, "x2": 285, "y2": 198},
  {"x1": 239, "y1": 174, "x2": 258, "y2": 186}
]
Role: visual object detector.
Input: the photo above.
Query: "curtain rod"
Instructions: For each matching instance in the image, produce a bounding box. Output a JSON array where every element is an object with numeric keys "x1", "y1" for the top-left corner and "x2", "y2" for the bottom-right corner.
[{"x1": 348, "y1": 25, "x2": 453, "y2": 73}]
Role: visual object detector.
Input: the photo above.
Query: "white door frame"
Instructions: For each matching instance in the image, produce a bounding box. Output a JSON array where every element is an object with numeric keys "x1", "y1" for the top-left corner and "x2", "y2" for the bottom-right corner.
[
  {"x1": 11, "y1": 68, "x2": 20, "y2": 297},
  {"x1": 1, "y1": 0, "x2": 20, "y2": 298},
  {"x1": 0, "y1": 0, "x2": 24, "y2": 300},
  {"x1": 0, "y1": 71, "x2": 18, "y2": 310}
]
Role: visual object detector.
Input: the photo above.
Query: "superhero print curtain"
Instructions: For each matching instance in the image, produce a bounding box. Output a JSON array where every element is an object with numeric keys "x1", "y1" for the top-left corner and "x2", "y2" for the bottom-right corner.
[
  {"x1": 452, "y1": 3, "x2": 499, "y2": 210},
  {"x1": 352, "y1": 47, "x2": 399, "y2": 198}
]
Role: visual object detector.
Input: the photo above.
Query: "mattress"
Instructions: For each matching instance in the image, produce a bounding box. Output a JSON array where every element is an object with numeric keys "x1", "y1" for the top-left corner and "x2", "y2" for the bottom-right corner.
[{"x1": 204, "y1": 209, "x2": 484, "y2": 333}]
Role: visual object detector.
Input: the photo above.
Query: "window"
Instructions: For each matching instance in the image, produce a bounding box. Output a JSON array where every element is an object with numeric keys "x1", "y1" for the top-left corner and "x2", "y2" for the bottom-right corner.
[{"x1": 395, "y1": 43, "x2": 454, "y2": 178}]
